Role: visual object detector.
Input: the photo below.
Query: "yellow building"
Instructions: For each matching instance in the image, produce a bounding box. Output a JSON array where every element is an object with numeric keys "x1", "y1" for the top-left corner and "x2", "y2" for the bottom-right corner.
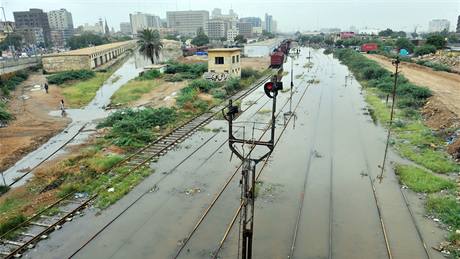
[{"x1": 208, "y1": 48, "x2": 241, "y2": 78}]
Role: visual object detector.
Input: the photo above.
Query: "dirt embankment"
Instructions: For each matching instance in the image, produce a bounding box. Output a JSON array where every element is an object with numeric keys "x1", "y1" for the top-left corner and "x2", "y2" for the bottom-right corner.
[
  {"x1": 0, "y1": 73, "x2": 70, "y2": 172},
  {"x1": 366, "y1": 54, "x2": 460, "y2": 159},
  {"x1": 133, "y1": 80, "x2": 189, "y2": 108},
  {"x1": 367, "y1": 54, "x2": 460, "y2": 118}
]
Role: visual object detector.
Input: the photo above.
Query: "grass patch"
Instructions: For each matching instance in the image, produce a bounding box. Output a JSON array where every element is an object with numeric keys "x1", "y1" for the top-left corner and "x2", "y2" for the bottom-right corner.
[
  {"x1": 426, "y1": 195, "x2": 460, "y2": 229},
  {"x1": 111, "y1": 79, "x2": 158, "y2": 105},
  {"x1": 47, "y1": 70, "x2": 95, "y2": 85},
  {"x1": 394, "y1": 164, "x2": 455, "y2": 193},
  {"x1": 61, "y1": 71, "x2": 111, "y2": 108},
  {"x1": 95, "y1": 167, "x2": 152, "y2": 208}
]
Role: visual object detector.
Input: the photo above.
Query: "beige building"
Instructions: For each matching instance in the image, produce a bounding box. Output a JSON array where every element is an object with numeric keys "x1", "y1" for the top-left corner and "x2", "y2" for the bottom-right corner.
[
  {"x1": 42, "y1": 40, "x2": 136, "y2": 73},
  {"x1": 166, "y1": 10, "x2": 209, "y2": 37},
  {"x1": 208, "y1": 48, "x2": 241, "y2": 78}
]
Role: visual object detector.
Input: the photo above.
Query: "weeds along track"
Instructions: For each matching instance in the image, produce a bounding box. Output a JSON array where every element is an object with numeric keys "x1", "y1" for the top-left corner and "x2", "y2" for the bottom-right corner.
[{"x1": 0, "y1": 72, "x2": 274, "y2": 259}]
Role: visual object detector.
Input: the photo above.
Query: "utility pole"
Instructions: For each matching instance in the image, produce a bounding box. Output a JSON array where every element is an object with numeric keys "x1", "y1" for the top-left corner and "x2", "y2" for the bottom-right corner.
[
  {"x1": 223, "y1": 74, "x2": 283, "y2": 259},
  {"x1": 378, "y1": 57, "x2": 400, "y2": 182}
]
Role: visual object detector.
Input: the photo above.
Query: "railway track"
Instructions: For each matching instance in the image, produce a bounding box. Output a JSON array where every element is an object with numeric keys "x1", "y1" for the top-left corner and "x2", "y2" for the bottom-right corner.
[
  {"x1": 3, "y1": 123, "x2": 88, "y2": 189},
  {"x1": 0, "y1": 72, "x2": 274, "y2": 259},
  {"x1": 211, "y1": 65, "x2": 318, "y2": 258},
  {"x1": 168, "y1": 59, "x2": 318, "y2": 258}
]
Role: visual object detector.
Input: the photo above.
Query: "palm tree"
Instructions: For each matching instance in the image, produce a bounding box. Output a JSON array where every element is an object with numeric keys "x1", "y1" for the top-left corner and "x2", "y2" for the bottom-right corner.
[{"x1": 138, "y1": 28, "x2": 163, "y2": 64}]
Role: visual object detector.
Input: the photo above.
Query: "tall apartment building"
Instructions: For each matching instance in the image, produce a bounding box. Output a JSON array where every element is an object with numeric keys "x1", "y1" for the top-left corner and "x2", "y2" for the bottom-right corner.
[
  {"x1": 236, "y1": 22, "x2": 253, "y2": 38},
  {"x1": 206, "y1": 19, "x2": 229, "y2": 40},
  {"x1": 428, "y1": 19, "x2": 450, "y2": 32},
  {"x1": 264, "y1": 13, "x2": 273, "y2": 33},
  {"x1": 239, "y1": 17, "x2": 261, "y2": 28},
  {"x1": 120, "y1": 22, "x2": 132, "y2": 35},
  {"x1": 13, "y1": 8, "x2": 51, "y2": 45},
  {"x1": 129, "y1": 12, "x2": 161, "y2": 35},
  {"x1": 167, "y1": 10, "x2": 209, "y2": 37},
  {"x1": 48, "y1": 8, "x2": 74, "y2": 48},
  {"x1": 48, "y1": 8, "x2": 73, "y2": 30}
]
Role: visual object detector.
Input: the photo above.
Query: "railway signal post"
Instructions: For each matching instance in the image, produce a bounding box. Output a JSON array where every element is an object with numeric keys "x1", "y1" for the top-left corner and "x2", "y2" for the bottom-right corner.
[{"x1": 223, "y1": 75, "x2": 283, "y2": 259}]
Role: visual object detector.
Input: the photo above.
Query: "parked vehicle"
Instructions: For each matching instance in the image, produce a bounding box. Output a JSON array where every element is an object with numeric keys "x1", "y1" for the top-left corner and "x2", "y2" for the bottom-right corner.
[{"x1": 361, "y1": 43, "x2": 378, "y2": 53}]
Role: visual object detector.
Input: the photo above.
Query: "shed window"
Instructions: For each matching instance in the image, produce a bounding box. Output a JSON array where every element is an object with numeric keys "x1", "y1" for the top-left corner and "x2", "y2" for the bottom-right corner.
[
  {"x1": 232, "y1": 56, "x2": 235, "y2": 63},
  {"x1": 236, "y1": 55, "x2": 240, "y2": 63},
  {"x1": 215, "y1": 57, "x2": 224, "y2": 64}
]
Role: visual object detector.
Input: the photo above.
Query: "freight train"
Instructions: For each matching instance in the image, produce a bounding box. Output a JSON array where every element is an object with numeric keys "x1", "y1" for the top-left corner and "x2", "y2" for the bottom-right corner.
[{"x1": 270, "y1": 39, "x2": 292, "y2": 68}]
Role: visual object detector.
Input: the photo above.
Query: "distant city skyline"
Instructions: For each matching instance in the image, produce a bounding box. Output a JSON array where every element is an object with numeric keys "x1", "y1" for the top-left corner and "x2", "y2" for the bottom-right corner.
[{"x1": 1, "y1": 0, "x2": 459, "y2": 32}]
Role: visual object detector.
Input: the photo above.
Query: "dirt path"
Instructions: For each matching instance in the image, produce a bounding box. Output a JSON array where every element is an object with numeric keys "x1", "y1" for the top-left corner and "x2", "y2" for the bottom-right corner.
[
  {"x1": 0, "y1": 73, "x2": 70, "y2": 172},
  {"x1": 132, "y1": 80, "x2": 189, "y2": 108},
  {"x1": 241, "y1": 57, "x2": 270, "y2": 71},
  {"x1": 366, "y1": 54, "x2": 460, "y2": 118}
]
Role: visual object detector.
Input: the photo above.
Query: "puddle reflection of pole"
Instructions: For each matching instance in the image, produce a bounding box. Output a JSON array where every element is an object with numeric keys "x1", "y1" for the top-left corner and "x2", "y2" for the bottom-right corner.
[{"x1": 378, "y1": 57, "x2": 400, "y2": 183}]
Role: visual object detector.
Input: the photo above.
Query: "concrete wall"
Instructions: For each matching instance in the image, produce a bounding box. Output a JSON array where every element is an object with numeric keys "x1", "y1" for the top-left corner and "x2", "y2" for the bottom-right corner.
[{"x1": 42, "y1": 55, "x2": 91, "y2": 73}]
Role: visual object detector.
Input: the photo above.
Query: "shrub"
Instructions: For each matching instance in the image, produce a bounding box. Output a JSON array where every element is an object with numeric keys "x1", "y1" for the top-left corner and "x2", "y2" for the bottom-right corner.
[
  {"x1": 0, "y1": 70, "x2": 30, "y2": 96},
  {"x1": 99, "y1": 107, "x2": 177, "y2": 148},
  {"x1": 165, "y1": 61, "x2": 207, "y2": 77},
  {"x1": 188, "y1": 79, "x2": 218, "y2": 93},
  {"x1": 47, "y1": 70, "x2": 95, "y2": 85},
  {"x1": 414, "y1": 44, "x2": 436, "y2": 56},
  {"x1": 0, "y1": 101, "x2": 13, "y2": 123},
  {"x1": 224, "y1": 77, "x2": 243, "y2": 94},
  {"x1": 137, "y1": 69, "x2": 161, "y2": 80},
  {"x1": 241, "y1": 68, "x2": 261, "y2": 79},
  {"x1": 164, "y1": 74, "x2": 184, "y2": 82}
]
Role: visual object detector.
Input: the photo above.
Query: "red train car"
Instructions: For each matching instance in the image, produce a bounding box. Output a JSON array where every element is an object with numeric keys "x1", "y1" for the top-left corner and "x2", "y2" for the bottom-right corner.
[{"x1": 270, "y1": 51, "x2": 285, "y2": 68}]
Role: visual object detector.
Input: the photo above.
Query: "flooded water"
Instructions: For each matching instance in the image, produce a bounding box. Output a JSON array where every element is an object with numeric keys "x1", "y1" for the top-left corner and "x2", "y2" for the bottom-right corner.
[
  {"x1": 25, "y1": 49, "x2": 444, "y2": 259},
  {"x1": 3, "y1": 52, "x2": 150, "y2": 187}
]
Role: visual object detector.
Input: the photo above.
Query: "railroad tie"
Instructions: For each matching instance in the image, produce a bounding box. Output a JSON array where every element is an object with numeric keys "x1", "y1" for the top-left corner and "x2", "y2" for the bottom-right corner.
[
  {"x1": 29, "y1": 222, "x2": 52, "y2": 228},
  {"x1": 2, "y1": 240, "x2": 25, "y2": 247}
]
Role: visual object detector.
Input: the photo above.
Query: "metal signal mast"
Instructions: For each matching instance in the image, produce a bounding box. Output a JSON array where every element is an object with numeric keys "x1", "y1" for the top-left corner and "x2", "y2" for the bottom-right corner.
[{"x1": 223, "y1": 73, "x2": 283, "y2": 259}]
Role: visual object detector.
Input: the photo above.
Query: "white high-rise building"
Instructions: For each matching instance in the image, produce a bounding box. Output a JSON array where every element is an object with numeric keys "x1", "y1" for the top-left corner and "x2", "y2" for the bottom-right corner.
[
  {"x1": 48, "y1": 8, "x2": 74, "y2": 48},
  {"x1": 264, "y1": 13, "x2": 273, "y2": 33},
  {"x1": 130, "y1": 12, "x2": 161, "y2": 35},
  {"x1": 428, "y1": 19, "x2": 450, "y2": 32},
  {"x1": 48, "y1": 8, "x2": 73, "y2": 30}
]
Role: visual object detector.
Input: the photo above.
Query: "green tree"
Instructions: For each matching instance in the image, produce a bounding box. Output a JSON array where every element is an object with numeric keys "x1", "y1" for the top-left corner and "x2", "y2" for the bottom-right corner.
[
  {"x1": 414, "y1": 44, "x2": 437, "y2": 56},
  {"x1": 66, "y1": 33, "x2": 109, "y2": 50},
  {"x1": 426, "y1": 34, "x2": 447, "y2": 49},
  {"x1": 138, "y1": 28, "x2": 163, "y2": 64},
  {"x1": 261, "y1": 30, "x2": 275, "y2": 39},
  {"x1": 191, "y1": 27, "x2": 209, "y2": 46},
  {"x1": 234, "y1": 35, "x2": 247, "y2": 44},
  {"x1": 0, "y1": 33, "x2": 23, "y2": 50},
  {"x1": 378, "y1": 28, "x2": 394, "y2": 37},
  {"x1": 395, "y1": 37, "x2": 415, "y2": 52}
]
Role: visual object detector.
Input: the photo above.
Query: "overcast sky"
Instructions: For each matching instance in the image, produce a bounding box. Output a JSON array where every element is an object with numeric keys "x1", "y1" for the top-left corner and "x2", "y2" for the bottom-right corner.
[{"x1": 2, "y1": 0, "x2": 459, "y2": 32}]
